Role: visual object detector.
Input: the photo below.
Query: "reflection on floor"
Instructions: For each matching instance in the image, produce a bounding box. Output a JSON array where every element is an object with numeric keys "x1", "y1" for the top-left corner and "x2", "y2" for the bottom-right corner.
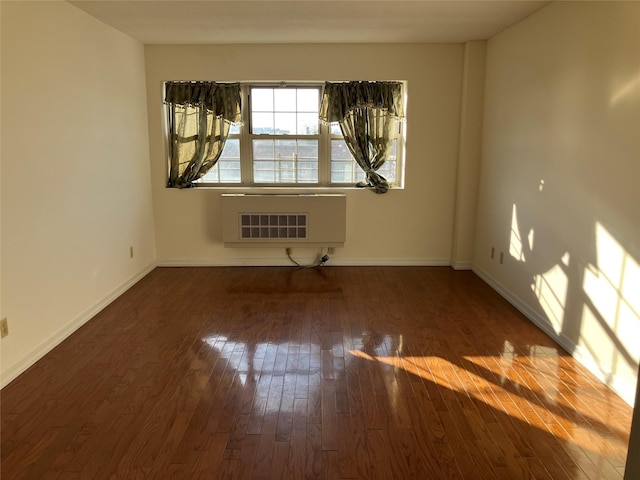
[{"x1": 1, "y1": 267, "x2": 633, "y2": 479}]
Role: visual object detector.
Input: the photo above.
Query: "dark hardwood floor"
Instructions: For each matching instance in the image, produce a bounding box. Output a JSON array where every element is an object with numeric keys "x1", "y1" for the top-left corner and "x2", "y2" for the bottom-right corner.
[{"x1": 1, "y1": 267, "x2": 633, "y2": 479}]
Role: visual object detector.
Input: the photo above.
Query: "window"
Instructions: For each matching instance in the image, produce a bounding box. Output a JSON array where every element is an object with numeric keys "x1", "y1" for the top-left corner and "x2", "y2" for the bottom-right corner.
[
  {"x1": 250, "y1": 86, "x2": 320, "y2": 184},
  {"x1": 329, "y1": 124, "x2": 399, "y2": 184},
  {"x1": 180, "y1": 83, "x2": 404, "y2": 187}
]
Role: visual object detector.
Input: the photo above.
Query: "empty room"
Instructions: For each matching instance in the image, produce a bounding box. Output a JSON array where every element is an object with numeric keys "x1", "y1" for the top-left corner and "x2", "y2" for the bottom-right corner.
[{"x1": 1, "y1": 1, "x2": 639, "y2": 479}]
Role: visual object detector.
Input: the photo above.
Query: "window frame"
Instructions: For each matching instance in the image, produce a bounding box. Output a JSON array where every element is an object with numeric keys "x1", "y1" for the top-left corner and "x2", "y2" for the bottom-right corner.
[
  {"x1": 247, "y1": 84, "x2": 322, "y2": 185},
  {"x1": 168, "y1": 82, "x2": 405, "y2": 189}
]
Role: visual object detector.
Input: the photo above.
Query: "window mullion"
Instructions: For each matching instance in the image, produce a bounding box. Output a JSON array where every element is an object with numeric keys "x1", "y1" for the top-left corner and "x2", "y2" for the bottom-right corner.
[
  {"x1": 240, "y1": 86, "x2": 253, "y2": 185},
  {"x1": 318, "y1": 122, "x2": 330, "y2": 185}
]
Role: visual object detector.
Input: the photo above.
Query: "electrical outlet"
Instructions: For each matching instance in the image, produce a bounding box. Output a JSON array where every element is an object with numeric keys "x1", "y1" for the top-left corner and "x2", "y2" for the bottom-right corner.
[
  {"x1": 1, "y1": 318, "x2": 8, "y2": 339},
  {"x1": 499, "y1": 251, "x2": 504, "y2": 264},
  {"x1": 490, "y1": 247, "x2": 495, "y2": 259},
  {"x1": 328, "y1": 247, "x2": 335, "y2": 254},
  {"x1": 129, "y1": 246, "x2": 134, "y2": 259}
]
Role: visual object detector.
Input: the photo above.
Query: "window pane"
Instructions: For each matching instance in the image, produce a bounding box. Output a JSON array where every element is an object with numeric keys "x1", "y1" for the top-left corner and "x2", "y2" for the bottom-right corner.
[
  {"x1": 195, "y1": 139, "x2": 241, "y2": 184},
  {"x1": 253, "y1": 140, "x2": 274, "y2": 160},
  {"x1": 330, "y1": 124, "x2": 342, "y2": 135},
  {"x1": 229, "y1": 124, "x2": 241, "y2": 135},
  {"x1": 252, "y1": 112, "x2": 273, "y2": 134},
  {"x1": 297, "y1": 89, "x2": 319, "y2": 112},
  {"x1": 380, "y1": 140, "x2": 398, "y2": 182},
  {"x1": 297, "y1": 139, "x2": 318, "y2": 159},
  {"x1": 331, "y1": 139, "x2": 352, "y2": 160},
  {"x1": 223, "y1": 138, "x2": 240, "y2": 157},
  {"x1": 298, "y1": 161, "x2": 318, "y2": 182},
  {"x1": 274, "y1": 113, "x2": 296, "y2": 135},
  {"x1": 251, "y1": 86, "x2": 320, "y2": 136},
  {"x1": 299, "y1": 163, "x2": 318, "y2": 182},
  {"x1": 254, "y1": 161, "x2": 275, "y2": 183},
  {"x1": 330, "y1": 161, "x2": 365, "y2": 184},
  {"x1": 278, "y1": 161, "x2": 295, "y2": 182},
  {"x1": 388, "y1": 139, "x2": 398, "y2": 161},
  {"x1": 330, "y1": 164, "x2": 351, "y2": 184},
  {"x1": 297, "y1": 113, "x2": 318, "y2": 135},
  {"x1": 274, "y1": 89, "x2": 296, "y2": 112},
  {"x1": 275, "y1": 140, "x2": 296, "y2": 160},
  {"x1": 298, "y1": 161, "x2": 317, "y2": 170},
  {"x1": 252, "y1": 139, "x2": 318, "y2": 183},
  {"x1": 380, "y1": 161, "x2": 397, "y2": 182},
  {"x1": 200, "y1": 169, "x2": 219, "y2": 183},
  {"x1": 251, "y1": 88, "x2": 273, "y2": 111},
  {"x1": 218, "y1": 160, "x2": 241, "y2": 182},
  {"x1": 218, "y1": 139, "x2": 241, "y2": 183}
]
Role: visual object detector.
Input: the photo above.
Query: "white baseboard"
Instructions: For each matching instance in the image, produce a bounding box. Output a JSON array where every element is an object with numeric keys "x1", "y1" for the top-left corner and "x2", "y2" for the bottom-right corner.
[
  {"x1": 157, "y1": 258, "x2": 290, "y2": 267},
  {"x1": 156, "y1": 257, "x2": 452, "y2": 267},
  {"x1": 328, "y1": 257, "x2": 451, "y2": 266},
  {"x1": 1, "y1": 263, "x2": 156, "y2": 389},
  {"x1": 451, "y1": 261, "x2": 473, "y2": 270},
  {"x1": 473, "y1": 265, "x2": 636, "y2": 406}
]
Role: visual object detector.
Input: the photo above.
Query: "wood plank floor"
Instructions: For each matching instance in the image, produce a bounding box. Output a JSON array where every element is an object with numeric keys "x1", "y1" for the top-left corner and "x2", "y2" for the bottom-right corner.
[{"x1": 1, "y1": 266, "x2": 633, "y2": 479}]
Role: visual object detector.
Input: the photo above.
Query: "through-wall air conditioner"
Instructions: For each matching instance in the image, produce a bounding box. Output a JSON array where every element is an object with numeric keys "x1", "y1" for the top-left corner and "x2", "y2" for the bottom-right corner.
[{"x1": 221, "y1": 194, "x2": 346, "y2": 247}]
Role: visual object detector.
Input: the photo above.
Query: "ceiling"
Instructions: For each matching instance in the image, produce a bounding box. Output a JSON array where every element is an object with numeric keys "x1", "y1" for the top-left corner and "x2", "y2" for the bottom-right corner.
[{"x1": 69, "y1": 0, "x2": 550, "y2": 45}]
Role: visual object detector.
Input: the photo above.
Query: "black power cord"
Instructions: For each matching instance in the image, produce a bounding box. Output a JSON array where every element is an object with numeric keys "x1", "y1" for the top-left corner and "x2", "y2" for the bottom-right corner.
[{"x1": 286, "y1": 248, "x2": 330, "y2": 268}]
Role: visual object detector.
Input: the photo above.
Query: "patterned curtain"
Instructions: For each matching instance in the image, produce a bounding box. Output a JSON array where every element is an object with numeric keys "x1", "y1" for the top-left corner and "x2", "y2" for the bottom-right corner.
[
  {"x1": 165, "y1": 82, "x2": 242, "y2": 188},
  {"x1": 319, "y1": 81, "x2": 404, "y2": 194}
]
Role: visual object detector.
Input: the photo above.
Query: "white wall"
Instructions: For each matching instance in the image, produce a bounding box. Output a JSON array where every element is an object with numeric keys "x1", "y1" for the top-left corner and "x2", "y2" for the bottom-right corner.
[
  {"x1": 145, "y1": 44, "x2": 465, "y2": 266},
  {"x1": 451, "y1": 40, "x2": 486, "y2": 270},
  {"x1": 0, "y1": 0, "x2": 4, "y2": 375},
  {"x1": 0, "y1": 1, "x2": 156, "y2": 385},
  {"x1": 474, "y1": 1, "x2": 640, "y2": 405}
]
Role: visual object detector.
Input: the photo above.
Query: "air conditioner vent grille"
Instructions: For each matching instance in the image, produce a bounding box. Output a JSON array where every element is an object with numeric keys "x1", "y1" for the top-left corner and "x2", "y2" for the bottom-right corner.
[
  {"x1": 222, "y1": 194, "x2": 345, "y2": 247},
  {"x1": 239, "y1": 213, "x2": 308, "y2": 239}
]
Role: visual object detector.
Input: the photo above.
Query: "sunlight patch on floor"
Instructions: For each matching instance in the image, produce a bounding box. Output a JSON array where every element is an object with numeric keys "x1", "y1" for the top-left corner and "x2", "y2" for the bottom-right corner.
[{"x1": 349, "y1": 348, "x2": 629, "y2": 460}]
